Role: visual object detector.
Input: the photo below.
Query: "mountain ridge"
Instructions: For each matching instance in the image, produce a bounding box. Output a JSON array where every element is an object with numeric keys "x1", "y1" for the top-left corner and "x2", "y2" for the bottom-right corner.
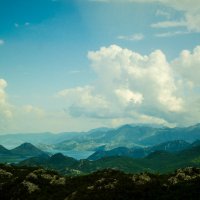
[
  {"x1": 54, "y1": 123, "x2": 200, "y2": 151},
  {"x1": 17, "y1": 142, "x2": 200, "y2": 174},
  {"x1": 1, "y1": 123, "x2": 200, "y2": 152}
]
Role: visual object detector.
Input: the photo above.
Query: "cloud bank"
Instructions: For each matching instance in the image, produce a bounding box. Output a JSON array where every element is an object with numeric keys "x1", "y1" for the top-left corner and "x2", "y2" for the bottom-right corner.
[{"x1": 58, "y1": 44, "x2": 200, "y2": 127}]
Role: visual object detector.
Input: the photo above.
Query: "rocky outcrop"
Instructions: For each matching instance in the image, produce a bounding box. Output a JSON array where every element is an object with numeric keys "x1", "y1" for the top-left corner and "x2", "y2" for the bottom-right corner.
[
  {"x1": 22, "y1": 180, "x2": 40, "y2": 194},
  {"x1": 0, "y1": 169, "x2": 13, "y2": 178},
  {"x1": 168, "y1": 167, "x2": 200, "y2": 184},
  {"x1": 132, "y1": 173, "x2": 151, "y2": 185}
]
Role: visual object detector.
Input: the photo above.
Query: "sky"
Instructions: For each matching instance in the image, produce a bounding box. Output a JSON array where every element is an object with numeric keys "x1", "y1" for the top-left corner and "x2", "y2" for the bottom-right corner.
[{"x1": 0, "y1": 0, "x2": 200, "y2": 133}]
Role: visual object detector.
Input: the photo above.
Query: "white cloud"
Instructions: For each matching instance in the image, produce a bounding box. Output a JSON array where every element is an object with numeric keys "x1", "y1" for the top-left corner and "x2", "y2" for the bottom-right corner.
[
  {"x1": 185, "y1": 13, "x2": 200, "y2": 32},
  {"x1": 169, "y1": 46, "x2": 200, "y2": 125},
  {"x1": 58, "y1": 86, "x2": 110, "y2": 118},
  {"x1": 151, "y1": 17, "x2": 200, "y2": 33},
  {"x1": 0, "y1": 79, "x2": 108, "y2": 133},
  {"x1": 0, "y1": 79, "x2": 50, "y2": 133},
  {"x1": 0, "y1": 79, "x2": 13, "y2": 131},
  {"x1": 150, "y1": 0, "x2": 200, "y2": 32},
  {"x1": 147, "y1": 0, "x2": 200, "y2": 32},
  {"x1": 151, "y1": 20, "x2": 186, "y2": 28},
  {"x1": 90, "y1": 0, "x2": 200, "y2": 12},
  {"x1": 117, "y1": 33, "x2": 144, "y2": 41},
  {"x1": 58, "y1": 45, "x2": 191, "y2": 127},
  {"x1": 0, "y1": 39, "x2": 5, "y2": 45},
  {"x1": 115, "y1": 88, "x2": 143, "y2": 105},
  {"x1": 89, "y1": 0, "x2": 196, "y2": 7},
  {"x1": 88, "y1": 45, "x2": 183, "y2": 113},
  {"x1": 2, "y1": 44, "x2": 200, "y2": 131},
  {"x1": 172, "y1": 46, "x2": 200, "y2": 87},
  {"x1": 22, "y1": 105, "x2": 45, "y2": 117},
  {"x1": 90, "y1": 0, "x2": 200, "y2": 33},
  {"x1": 0, "y1": 79, "x2": 12, "y2": 117},
  {"x1": 155, "y1": 30, "x2": 190, "y2": 37}
]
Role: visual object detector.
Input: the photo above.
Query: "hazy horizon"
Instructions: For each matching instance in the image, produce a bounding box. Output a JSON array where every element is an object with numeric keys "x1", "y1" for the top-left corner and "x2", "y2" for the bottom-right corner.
[{"x1": 0, "y1": 0, "x2": 200, "y2": 134}]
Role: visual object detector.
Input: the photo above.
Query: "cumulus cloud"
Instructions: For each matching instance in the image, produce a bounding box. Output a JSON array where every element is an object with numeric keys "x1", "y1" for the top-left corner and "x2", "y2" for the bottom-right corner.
[
  {"x1": 58, "y1": 44, "x2": 200, "y2": 127},
  {"x1": 170, "y1": 46, "x2": 200, "y2": 125},
  {"x1": 173, "y1": 46, "x2": 200, "y2": 87},
  {"x1": 88, "y1": 45, "x2": 183, "y2": 114},
  {"x1": 0, "y1": 79, "x2": 101, "y2": 133},
  {"x1": 58, "y1": 86, "x2": 110, "y2": 118},
  {"x1": 0, "y1": 79, "x2": 12, "y2": 118},
  {"x1": 0, "y1": 79, "x2": 13, "y2": 131}
]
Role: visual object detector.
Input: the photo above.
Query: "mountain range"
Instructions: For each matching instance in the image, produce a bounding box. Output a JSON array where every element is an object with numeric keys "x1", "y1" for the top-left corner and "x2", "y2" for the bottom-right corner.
[
  {"x1": 53, "y1": 123, "x2": 200, "y2": 151},
  {"x1": 1, "y1": 139, "x2": 200, "y2": 175},
  {"x1": 1, "y1": 123, "x2": 200, "y2": 152},
  {"x1": 16, "y1": 141, "x2": 200, "y2": 174}
]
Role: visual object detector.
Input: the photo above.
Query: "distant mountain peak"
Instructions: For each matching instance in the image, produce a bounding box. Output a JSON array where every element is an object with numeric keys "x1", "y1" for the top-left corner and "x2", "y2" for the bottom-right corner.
[
  {"x1": 18, "y1": 142, "x2": 36, "y2": 148},
  {"x1": 51, "y1": 153, "x2": 66, "y2": 159},
  {"x1": 10, "y1": 142, "x2": 46, "y2": 156}
]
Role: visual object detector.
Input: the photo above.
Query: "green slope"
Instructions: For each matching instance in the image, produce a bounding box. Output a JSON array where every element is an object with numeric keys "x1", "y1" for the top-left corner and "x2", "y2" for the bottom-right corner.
[{"x1": 17, "y1": 144, "x2": 200, "y2": 175}]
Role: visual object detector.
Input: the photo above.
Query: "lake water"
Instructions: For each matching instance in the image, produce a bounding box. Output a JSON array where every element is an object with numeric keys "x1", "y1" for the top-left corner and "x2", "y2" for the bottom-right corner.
[{"x1": 46, "y1": 149, "x2": 95, "y2": 160}]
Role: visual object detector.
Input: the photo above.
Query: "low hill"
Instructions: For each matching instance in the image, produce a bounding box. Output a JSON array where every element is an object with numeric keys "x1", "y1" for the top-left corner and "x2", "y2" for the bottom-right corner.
[
  {"x1": 19, "y1": 153, "x2": 79, "y2": 173},
  {"x1": 48, "y1": 153, "x2": 78, "y2": 169},
  {"x1": 10, "y1": 142, "x2": 47, "y2": 157},
  {"x1": 0, "y1": 143, "x2": 48, "y2": 163}
]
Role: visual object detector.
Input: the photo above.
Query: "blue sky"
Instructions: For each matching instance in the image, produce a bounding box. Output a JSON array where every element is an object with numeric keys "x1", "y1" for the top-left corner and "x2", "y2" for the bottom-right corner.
[{"x1": 0, "y1": 0, "x2": 200, "y2": 133}]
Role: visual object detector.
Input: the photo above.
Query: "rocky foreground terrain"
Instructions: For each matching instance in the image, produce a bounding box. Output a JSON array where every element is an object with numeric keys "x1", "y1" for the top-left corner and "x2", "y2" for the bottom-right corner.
[{"x1": 1, "y1": 164, "x2": 200, "y2": 200}]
